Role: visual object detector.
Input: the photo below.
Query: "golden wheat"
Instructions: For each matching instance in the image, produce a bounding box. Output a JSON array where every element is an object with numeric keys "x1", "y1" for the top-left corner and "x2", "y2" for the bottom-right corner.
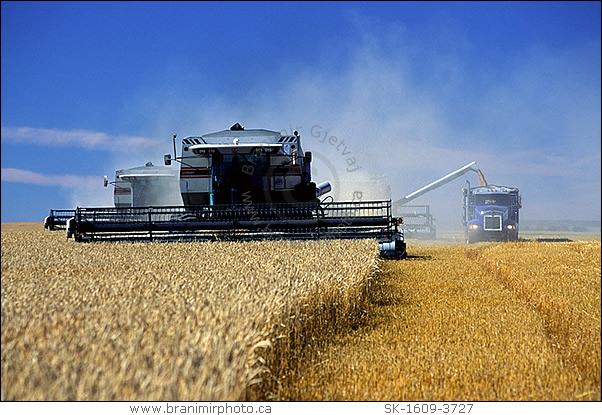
[
  {"x1": 283, "y1": 241, "x2": 601, "y2": 401},
  {"x1": 3, "y1": 224, "x2": 600, "y2": 401},
  {"x1": 1, "y1": 224, "x2": 379, "y2": 401},
  {"x1": 476, "y1": 241, "x2": 601, "y2": 396}
]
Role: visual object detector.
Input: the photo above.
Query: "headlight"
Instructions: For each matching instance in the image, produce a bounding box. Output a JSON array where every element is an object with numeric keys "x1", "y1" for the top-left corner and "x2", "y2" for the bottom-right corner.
[
  {"x1": 469, "y1": 224, "x2": 480, "y2": 230},
  {"x1": 506, "y1": 224, "x2": 516, "y2": 230}
]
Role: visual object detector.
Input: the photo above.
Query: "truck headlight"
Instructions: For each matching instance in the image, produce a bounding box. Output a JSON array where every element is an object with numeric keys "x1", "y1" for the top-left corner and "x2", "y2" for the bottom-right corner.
[
  {"x1": 506, "y1": 224, "x2": 516, "y2": 230},
  {"x1": 469, "y1": 224, "x2": 480, "y2": 230}
]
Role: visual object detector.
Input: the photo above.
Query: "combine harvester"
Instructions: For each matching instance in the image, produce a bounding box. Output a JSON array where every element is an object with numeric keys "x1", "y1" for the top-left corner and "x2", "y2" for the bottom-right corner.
[
  {"x1": 45, "y1": 162, "x2": 182, "y2": 229},
  {"x1": 67, "y1": 124, "x2": 407, "y2": 259}
]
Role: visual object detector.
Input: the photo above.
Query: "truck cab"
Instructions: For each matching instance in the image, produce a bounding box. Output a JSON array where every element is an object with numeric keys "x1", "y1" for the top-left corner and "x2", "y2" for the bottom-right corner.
[{"x1": 462, "y1": 183, "x2": 521, "y2": 243}]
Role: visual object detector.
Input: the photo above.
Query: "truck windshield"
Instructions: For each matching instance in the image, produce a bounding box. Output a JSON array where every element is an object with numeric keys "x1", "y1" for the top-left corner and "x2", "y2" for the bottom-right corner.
[
  {"x1": 223, "y1": 154, "x2": 257, "y2": 163},
  {"x1": 474, "y1": 194, "x2": 511, "y2": 206}
]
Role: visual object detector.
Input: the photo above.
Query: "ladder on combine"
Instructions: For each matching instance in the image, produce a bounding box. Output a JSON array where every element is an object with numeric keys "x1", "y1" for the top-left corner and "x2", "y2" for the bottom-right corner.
[{"x1": 67, "y1": 200, "x2": 406, "y2": 259}]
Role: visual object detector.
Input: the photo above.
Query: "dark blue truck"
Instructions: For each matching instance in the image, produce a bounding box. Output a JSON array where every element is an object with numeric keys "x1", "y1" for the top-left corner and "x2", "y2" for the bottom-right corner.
[{"x1": 462, "y1": 182, "x2": 521, "y2": 243}]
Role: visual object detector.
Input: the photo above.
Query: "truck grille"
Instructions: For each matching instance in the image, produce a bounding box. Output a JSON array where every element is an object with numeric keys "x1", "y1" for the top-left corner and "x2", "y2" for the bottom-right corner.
[{"x1": 484, "y1": 215, "x2": 502, "y2": 231}]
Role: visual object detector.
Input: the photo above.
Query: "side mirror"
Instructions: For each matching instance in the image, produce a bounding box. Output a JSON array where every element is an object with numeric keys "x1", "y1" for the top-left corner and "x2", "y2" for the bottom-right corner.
[
  {"x1": 164, "y1": 153, "x2": 172, "y2": 166},
  {"x1": 103, "y1": 176, "x2": 109, "y2": 187}
]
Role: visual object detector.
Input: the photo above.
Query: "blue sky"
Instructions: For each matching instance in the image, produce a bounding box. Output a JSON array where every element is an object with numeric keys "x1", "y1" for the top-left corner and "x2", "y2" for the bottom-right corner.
[{"x1": 2, "y1": 1, "x2": 600, "y2": 229}]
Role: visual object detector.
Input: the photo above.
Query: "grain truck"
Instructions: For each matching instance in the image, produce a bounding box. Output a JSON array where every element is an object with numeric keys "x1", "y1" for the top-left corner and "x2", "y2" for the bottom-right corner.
[{"x1": 462, "y1": 181, "x2": 521, "y2": 243}]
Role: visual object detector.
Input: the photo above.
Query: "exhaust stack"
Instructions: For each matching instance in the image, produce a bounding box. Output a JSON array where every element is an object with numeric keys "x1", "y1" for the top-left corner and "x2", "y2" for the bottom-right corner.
[{"x1": 316, "y1": 181, "x2": 332, "y2": 197}]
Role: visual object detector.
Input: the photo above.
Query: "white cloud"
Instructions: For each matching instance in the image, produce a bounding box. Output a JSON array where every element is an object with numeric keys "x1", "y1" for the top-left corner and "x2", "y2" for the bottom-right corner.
[
  {"x1": 1, "y1": 126, "x2": 163, "y2": 152},
  {"x1": 1, "y1": 168, "x2": 114, "y2": 208},
  {"x1": 1, "y1": 167, "x2": 100, "y2": 188}
]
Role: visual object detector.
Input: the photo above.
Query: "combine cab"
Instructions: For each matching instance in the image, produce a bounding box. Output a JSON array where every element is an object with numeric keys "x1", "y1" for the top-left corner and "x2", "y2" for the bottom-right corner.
[
  {"x1": 68, "y1": 124, "x2": 406, "y2": 259},
  {"x1": 166, "y1": 123, "x2": 323, "y2": 206}
]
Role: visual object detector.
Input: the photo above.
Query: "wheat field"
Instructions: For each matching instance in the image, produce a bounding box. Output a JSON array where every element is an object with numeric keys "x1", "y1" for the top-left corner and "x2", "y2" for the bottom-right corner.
[
  {"x1": 282, "y1": 240, "x2": 601, "y2": 401},
  {"x1": 1, "y1": 223, "x2": 600, "y2": 401},
  {"x1": 1, "y1": 223, "x2": 379, "y2": 400}
]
